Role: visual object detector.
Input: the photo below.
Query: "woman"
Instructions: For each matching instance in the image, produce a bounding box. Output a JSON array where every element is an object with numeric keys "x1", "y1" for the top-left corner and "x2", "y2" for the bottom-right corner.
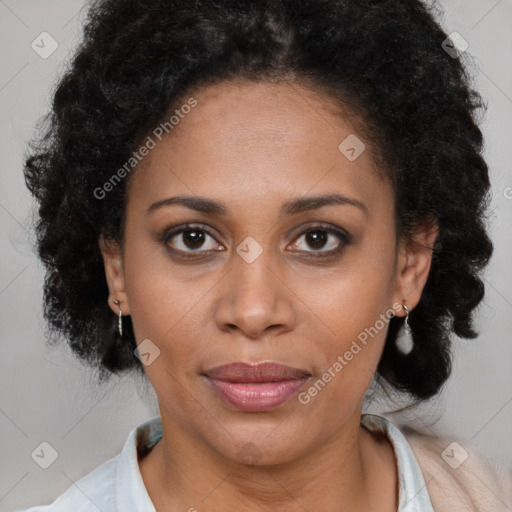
[{"x1": 19, "y1": 0, "x2": 511, "y2": 510}]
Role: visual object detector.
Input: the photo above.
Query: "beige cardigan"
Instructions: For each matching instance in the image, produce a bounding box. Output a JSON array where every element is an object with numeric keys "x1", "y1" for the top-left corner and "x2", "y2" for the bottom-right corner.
[{"x1": 404, "y1": 430, "x2": 512, "y2": 511}]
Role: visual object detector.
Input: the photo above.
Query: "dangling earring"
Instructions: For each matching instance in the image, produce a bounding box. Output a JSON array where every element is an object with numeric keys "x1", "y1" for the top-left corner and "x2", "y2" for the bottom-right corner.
[
  {"x1": 113, "y1": 299, "x2": 123, "y2": 336},
  {"x1": 396, "y1": 303, "x2": 414, "y2": 355}
]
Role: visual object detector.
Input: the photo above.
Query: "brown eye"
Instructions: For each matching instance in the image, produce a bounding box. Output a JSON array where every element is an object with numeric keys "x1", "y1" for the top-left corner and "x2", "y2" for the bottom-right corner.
[
  {"x1": 304, "y1": 230, "x2": 328, "y2": 250},
  {"x1": 288, "y1": 224, "x2": 351, "y2": 258},
  {"x1": 161, "y1": 222, "x2": 350, "y2": 260},
  {"x1": 163, "y1": 225, "x2": 223, "y2": 254},
  {"x1": 179, "y1": 229, "x2": 206, "y2": 250}
]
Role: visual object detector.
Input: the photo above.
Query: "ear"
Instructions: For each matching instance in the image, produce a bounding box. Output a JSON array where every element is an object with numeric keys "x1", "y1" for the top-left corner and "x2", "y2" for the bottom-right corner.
[
  {"x1": 99, "y1": 234, "x2": 131, "y2": 316},
  {"x1": 392, "y1": 220, "x2": 438, "y2": 317}
]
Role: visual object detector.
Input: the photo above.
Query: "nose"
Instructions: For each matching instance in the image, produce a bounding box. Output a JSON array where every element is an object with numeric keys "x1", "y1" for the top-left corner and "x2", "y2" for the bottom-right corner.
[{"x1": 213, "y1": 246, "x2": 297, "y2": 340}]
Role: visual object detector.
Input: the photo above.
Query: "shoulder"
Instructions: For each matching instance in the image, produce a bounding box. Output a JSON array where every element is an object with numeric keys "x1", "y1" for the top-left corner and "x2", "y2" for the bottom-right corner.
[
  {"x1": 402, "y1": 428, "x2": 512, "y2": 512},
  {"x1": 14, "y1": 455, "x2": 118, "y2": 512},
  {"x1": 15, "y1": 416, "x2": 161, "y2": 512}
]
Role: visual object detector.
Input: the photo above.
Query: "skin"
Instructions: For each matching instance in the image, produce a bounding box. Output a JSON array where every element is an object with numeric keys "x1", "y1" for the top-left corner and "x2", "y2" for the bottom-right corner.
[{"x1": 100, "y1": 80, "x2": 437, "y2": 511}]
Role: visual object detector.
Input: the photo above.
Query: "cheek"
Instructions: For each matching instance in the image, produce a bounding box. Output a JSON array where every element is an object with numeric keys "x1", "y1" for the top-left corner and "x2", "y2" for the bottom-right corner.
[
  {"x1": 121, "y1": 238, "x2": 222, "y2": 386},
  {"x1": 125, "y1": 267, "x2": 204, "y2": 353},
  {"x1": 296, "y1": 290, "x2": 391, "y2": 427},
  {"x1": 306, "y1": 282, "x2": 391, "y2": 392},
  {"x1": 329, "y1": 280, "x2": 393, "y2": 359},
  {"x1": 297, "y1": 249, "x2": 395, "y2": 351},
  {"x1": 122, "y1": 217, "x2": 200, "y2": 334},
  {"x1": 295, "y1": 251, "x2": 396, "y2": 408},
  {"x1": 123, "y1": 254, "x2": 209, "y2": 409}
]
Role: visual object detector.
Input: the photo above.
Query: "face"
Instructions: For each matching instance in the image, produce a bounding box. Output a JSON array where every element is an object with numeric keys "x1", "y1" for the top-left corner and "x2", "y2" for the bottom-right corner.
[{"x1": 101, "y1": 80, "x2": 435, "y2": 465}]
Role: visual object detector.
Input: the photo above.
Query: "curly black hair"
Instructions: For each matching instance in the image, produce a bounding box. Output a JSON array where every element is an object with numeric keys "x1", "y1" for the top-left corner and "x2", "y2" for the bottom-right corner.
[{"x1": 23, "y1": 0, "x2": 493, "y2": 402}]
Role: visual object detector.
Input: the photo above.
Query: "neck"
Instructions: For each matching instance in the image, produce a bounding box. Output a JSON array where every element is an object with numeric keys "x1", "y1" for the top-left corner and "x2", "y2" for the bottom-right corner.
[{"x1": 139, "y1": 411, "x2": 397, "y2": 512}]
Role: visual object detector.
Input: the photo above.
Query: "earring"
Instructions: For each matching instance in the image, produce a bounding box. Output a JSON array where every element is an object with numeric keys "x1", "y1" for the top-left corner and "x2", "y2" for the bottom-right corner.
[
  {"x1": 102, "y1": 298, "x2": 133, "y2": 370},
  {"x1": 113, "y1": 299, "x2": 123, "y2": 336},
  {"x1": 396, "y1": 303, "x2": 414, "y2": 355}
]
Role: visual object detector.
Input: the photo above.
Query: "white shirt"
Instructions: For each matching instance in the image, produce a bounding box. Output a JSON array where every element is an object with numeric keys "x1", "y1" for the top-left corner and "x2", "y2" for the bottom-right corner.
[{"x1": 16, "y1": 413, "x2": 434, "y2": 512}]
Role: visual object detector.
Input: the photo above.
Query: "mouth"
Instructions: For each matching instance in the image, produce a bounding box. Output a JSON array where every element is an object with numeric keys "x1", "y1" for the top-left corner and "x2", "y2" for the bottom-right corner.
[{"x1": 202, "y1": 362, "x2": 312, "y2": 412}]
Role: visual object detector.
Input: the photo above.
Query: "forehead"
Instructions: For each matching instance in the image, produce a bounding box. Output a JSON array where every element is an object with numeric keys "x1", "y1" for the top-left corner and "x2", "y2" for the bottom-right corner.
[{"x1": 128, "y1": 80, "x2": 392, "y2": 220}]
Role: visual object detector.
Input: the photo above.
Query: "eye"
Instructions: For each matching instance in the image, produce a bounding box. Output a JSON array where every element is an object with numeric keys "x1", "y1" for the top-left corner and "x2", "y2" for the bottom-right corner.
[
  {"x1": 161, "y1": 222, "x2": 351, "y2": 259},
  {"x1": 163, "y1": 224, "x2": 224, "y2": 256},
  {"x1": 288, "y1": 224, "x2": 350, "y2": 257}
]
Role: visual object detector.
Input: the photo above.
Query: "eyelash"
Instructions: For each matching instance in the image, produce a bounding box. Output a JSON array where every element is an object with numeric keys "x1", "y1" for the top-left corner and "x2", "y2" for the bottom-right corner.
[{"x1": 160, "y1": 223, "x2": 352, "y2": 260}]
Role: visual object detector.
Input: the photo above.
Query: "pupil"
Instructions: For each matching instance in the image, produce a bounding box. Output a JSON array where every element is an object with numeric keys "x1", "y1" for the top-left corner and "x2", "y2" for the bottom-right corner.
[
  {"x1": 184, "y1": 230, "x2": 204, "y2": 249},
  {"x1": 306, "y1": 230, "x2": 327, "y2": 250}
]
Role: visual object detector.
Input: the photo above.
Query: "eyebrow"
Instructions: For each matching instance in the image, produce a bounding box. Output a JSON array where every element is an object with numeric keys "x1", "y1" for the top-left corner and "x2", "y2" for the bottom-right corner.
[{"x1": 147, "y1": 193, "x2": 368, "y2": 216}]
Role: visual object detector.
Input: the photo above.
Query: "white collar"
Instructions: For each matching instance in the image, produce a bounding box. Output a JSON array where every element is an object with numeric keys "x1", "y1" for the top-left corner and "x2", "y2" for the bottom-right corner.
[{"x1": 114, "y1": 413, "x2": 434, "y2": 511}]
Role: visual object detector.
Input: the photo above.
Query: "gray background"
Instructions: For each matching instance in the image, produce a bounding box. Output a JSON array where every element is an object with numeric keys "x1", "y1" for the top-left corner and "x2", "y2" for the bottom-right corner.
[{"x1": 1, "y1": 0, "x2": 511, "y2": 510}]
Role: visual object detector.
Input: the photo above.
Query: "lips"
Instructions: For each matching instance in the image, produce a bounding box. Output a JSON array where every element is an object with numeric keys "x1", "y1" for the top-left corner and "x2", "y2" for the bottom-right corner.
[
  {"x1": 203, "y1": 362, "x2": 311, "y2": 411},
  {"x1": 204, "y1": 362, "x2": 311, "y2": 382}
]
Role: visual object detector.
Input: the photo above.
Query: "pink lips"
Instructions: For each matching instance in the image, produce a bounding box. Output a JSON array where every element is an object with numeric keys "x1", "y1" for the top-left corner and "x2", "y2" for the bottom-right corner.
[{"x1": 203, "y1": 362, "x2": 311, "y2": 412}]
